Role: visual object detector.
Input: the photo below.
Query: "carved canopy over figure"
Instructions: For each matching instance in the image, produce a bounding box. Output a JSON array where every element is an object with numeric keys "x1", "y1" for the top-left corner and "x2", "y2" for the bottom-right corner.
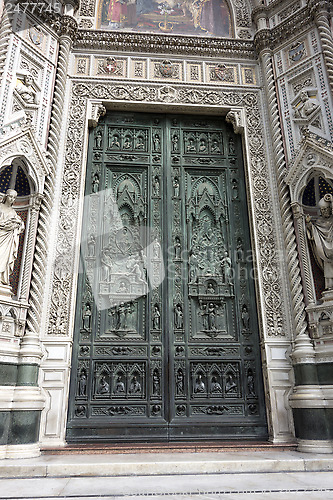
[
  {"x1": 306, "y1": 193, "x2": 333, "y2": 290},
  {"x1": 0, "y1": 189, "x2": 25, "y2": 287}
]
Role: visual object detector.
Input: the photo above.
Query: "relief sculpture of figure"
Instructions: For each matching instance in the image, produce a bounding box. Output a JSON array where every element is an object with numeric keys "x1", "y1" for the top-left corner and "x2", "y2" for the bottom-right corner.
[
  {"x1": 0, "y1": 189, "x2": 25, "y2": 286},
  {"x1": 294, "y1": 90, "x2": 319, "y2": 119},
  {"x1": 306, "y1": 194, "x2": 333, "y2": 290},
  {"x1": 174, "y1": 304, "x2": 184, "y2": 329}
]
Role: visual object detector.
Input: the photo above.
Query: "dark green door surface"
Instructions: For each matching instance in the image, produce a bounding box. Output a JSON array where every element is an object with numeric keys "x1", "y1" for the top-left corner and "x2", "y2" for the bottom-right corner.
[{"x1": 66, "y1": 112, "x2": 267, "y2": 442}]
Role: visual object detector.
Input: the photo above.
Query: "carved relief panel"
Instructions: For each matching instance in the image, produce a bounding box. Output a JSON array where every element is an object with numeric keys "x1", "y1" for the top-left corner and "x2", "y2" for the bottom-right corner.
[{"x1": 67, "y1": 112, "x2": 266, "y2": 441}]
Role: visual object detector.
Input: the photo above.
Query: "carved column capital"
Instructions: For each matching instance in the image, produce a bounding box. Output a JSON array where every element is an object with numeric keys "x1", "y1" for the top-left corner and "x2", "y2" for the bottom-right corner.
[
  {"x1": 254, "y1": 29, "x2": 273, "y2": 54},
  {"x1": 51, "y1": 15, "x2": 78, "y2": 42},
  {"x1": 308, "y1": 0, "x2": 331, "y2": 19}
]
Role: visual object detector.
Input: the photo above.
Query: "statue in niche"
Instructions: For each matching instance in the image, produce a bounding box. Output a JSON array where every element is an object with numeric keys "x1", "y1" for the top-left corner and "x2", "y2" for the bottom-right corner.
[
  {"x1": 247, "y1": 368, "x2": 255, "y2": 396},
  {"x1": 97, "y1": 375, "x2": 110, "y2": 394},
  {"x1": 211, "y1": 139, "x2": 220, "y2": 153},
  {"x1": 207, "y1": 302, "x2": 217, "y2": 331},
  {"x1": 199, "y1": 139, "x2": 207, "y2": 152},
  {"x1": 225, "y1": 373, "x2": 237, "y2": 393},
  {"x1": 114, "y1": 375, "x2": 125, "y2": 394},
  {"x1": 306, "y1": 194, "x2": 333, "y2": 290},
  {"x1": 78, "y1": 371, "x2": 87, "y2": 396},
  {"x1": 231, "y1": 178, "x2": 238, "y2": 199},
  {"x1": 194, "y1": 374, "x2": 206, "y2": 393},
  {"x1": 118, "y1": 302, "x2": 127, "y2": 329},
  {"x1": 236, "y1": 238, "x2": 244, "y2": 263},
  {"x1": 16, "y1": 74, "x2": 37, "y2": 104},
  {"x1": 173, "y1": 177, "x2": 180, "y2": 197},
  {"x1": 135, "y1": 136, "x2": 145, "y2": 149},
  {"x1": 152, "y1": 369, "x2": 160, "y2": 395},
  {"x1": 117, "y1": 281, "x2": 129, "y2": 293},
  {"x1": 221, "y1": 251, "x2": 232, "y2": 284},
  {"x1": 241, "y1": 304, "x2": 250, "y2": 330},
  {"x1": 174, "y1": 236, "x2": 181, "y2": 259},
  {"x1": 174, "y1": 304, "x2": 184, "y2": 329},
  {"x1": 210, "y1": 376, "x2": 222, "y2": 393},
  {"x1": 101, "y1": 250, "x2": 113, "y2": 281},
  {"x1": 88, "y1": 234, "x2": 96, "y2": 257},
  {"x1": 153, "y1": 134, "x2": 161, "y2": 152},
  {"x1": 228, "y1": 137, "x2": 235, "y2": 155},
  {"x1": 172, "y1": 135, "x2": 179, "y2": 152},
  {"x1": 189, "y1": 251, "x2": 198, "y2": 282},
  {"x1": 0, "y1": 189, "x2": 25, "y2": 286},
  {"x1": 92, "y1": 173, "x2": 100, "y2": 193},
  {"x1": 129, "y1": 375, "x2": 141, "y2": 394},
  {"x1": 294, "y1": 90, "x2": 319, "y2": 119},
  {"x1": 94, "y1": 130, "x2": 102, "y2": 149},
  {"x1": 206, "y1": 282, "x2": 216, "y2": 295},
  {"x1": 176, "y1": 368, "x2": 184, "y2": 395},
  {"x1": 152, "y1": 304, "x2": 161, "y2": 329},
  {"x1": 82, "y1": 303, "x2": 92, "y2": 330},
  {"x1": 110, "y1": 134, "x2": 120, "y2": 149},
  {"x1": 123, "y1": 136, "x2": 132, "y2": 149},
  {"x1": 153, "y1": 238, "x2": 161, "y2": 259},
  {"x1": 153, "y1": 176, "x2": 160, "y2": 197},
  {"x1": 186, "y1": 137, "x2": 196, "y2": 153}
]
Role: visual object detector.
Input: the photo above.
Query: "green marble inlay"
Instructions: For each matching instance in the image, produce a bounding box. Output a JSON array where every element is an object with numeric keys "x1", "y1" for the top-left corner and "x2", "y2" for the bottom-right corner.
[
  {"x1": 0, "y1": 363, "x2": 38, "y2": 386},
  {"x1": 8, "y1": 410, "x2": 40, "y2": 445},
  {"x1": 293, "y1": 408, "x2": 333, "y2": 441},
  {"x1": 17, "y1": 364, "x2": 39, "y2": 386}
]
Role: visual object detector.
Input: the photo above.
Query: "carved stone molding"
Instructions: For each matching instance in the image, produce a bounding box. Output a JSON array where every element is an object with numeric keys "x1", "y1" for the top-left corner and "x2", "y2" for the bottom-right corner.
[
  {"x1": 45, "y1": 81, "x2": 289, "y2": 340},
  {"x1": 74, "y1": 32, "x2": 256, "y2": 59}
]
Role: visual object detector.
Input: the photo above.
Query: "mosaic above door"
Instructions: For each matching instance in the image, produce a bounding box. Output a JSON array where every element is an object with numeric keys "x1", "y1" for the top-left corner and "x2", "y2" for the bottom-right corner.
[
  {"x1": 66, "y1": 112, "x2": 267, "y2": 442},
  {"x1": 96, "y1": 0, "x2": 232, "y2": 37}
]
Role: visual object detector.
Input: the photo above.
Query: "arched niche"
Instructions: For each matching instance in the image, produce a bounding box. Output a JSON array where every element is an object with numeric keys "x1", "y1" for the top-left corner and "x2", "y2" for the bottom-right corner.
[{"x1": 285, "y1": 138, "x2": 333, "y2": 310}]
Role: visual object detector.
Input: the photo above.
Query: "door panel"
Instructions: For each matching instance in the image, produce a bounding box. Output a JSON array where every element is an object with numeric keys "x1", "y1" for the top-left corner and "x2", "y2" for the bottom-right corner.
[{"x1": 66, "y1": 112, "x2": 267, "y2": 442}]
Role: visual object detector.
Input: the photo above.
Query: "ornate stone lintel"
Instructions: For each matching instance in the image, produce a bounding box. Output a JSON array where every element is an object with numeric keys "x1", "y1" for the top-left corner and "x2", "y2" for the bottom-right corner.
[
  {"x1": 226, "y1": 109, "x2": 245, "y2": 135},
  {"x1": 88, "y1": 102, "x2": 106, "y2": 129}
]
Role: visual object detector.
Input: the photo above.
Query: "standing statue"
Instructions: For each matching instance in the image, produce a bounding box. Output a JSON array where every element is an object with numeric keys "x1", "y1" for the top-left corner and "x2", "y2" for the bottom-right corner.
[
  {"x1": 0, "y1": 189, "x2": 24, "y2": 286},
  {"x1": 306, "y1": 194, "x2": 333, "y2": 290}
]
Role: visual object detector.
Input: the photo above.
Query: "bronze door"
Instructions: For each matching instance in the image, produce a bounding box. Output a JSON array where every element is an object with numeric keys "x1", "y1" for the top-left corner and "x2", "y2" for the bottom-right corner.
[{"x1": 66, "y1": 112, "x2": 267, "y2": 442}]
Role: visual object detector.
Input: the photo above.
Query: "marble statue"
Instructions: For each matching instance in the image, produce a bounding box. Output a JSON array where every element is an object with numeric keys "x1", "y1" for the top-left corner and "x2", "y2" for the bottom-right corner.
[
  {"x1": 306, "y1": 194, "x2": 333, "y2": 290},
  {"x1": 0, "y1": 189, "x2": 25, "y2": 286}
]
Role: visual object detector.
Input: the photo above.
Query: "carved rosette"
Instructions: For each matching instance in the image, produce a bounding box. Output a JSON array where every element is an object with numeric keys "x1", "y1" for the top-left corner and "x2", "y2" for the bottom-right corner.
[{"x1": 46, "y1": 82, "x2": 287, "y2": 339}]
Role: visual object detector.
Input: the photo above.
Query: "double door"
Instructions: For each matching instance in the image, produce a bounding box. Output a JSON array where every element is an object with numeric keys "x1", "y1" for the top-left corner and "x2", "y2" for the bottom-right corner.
[{"x1": 66, "y1": 112, "x2": 267, "y2": 442}]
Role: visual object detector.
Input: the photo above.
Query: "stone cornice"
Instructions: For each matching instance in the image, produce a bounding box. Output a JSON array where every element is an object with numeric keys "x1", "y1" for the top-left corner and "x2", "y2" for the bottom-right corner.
[
  {"x1": 74, "y1": 31, "x2": 256, "y2": 59},
  {"x1": 255, "y1": 7, "x2": 312, "y2": 54}
]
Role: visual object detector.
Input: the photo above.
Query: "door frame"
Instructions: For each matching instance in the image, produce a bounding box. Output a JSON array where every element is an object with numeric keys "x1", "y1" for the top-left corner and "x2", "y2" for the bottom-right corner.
[{"x1": 39, "y1": 80, "x2": 295, "y2": 447}]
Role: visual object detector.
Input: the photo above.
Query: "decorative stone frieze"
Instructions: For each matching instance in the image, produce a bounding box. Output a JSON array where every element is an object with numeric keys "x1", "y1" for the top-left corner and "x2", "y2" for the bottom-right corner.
[{"x1": 74, "y1": 32, "x2": 256, "y2": 59}]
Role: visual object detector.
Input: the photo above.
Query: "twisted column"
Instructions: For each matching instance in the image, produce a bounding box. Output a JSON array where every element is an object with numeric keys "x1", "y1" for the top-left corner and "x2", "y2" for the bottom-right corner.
[
  {"x1": 25, "y1": 20, "x2": 76, "y2": 343},
  {"x1": 310, "y1": 1, "x2": 333, "y2": 96},
  {"x1": 260, "y1": 48, "x2": 310, "y2": 345},
  {"x1": 0, "y1": 6, "x2": 12, "y2": 82}
]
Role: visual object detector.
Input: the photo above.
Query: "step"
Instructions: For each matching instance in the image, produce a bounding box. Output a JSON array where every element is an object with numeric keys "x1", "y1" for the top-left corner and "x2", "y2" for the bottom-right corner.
[{"x1": 0, "y1": 448, "x2": 332, "y2": 479}]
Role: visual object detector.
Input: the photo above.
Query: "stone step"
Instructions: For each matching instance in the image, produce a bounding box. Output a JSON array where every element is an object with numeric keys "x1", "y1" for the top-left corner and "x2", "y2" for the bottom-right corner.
[{"x1": 0, "y1": 449, "x2": 332, "y2": 479}]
